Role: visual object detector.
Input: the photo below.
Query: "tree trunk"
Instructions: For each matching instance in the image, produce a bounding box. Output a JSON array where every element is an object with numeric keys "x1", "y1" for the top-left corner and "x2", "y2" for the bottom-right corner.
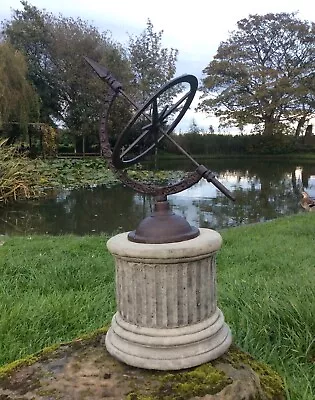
[
  {"x1": 305, "y1": 125, "x2": 313, "y2": 137},
  {"x1": 40, "y1": 132, "x2": 43, "y2": 157},
  {"x1": 263, "y1": 118, "x2": 275, "y2": 135},
  {"x1": 291, "y1": 170, "x2": 299, "y2": 195},
  {"x1": 82, "y1": 134, "x2": 85, "y2": 157},
  {"x1": 295, "y1": 115, "x2": 306, "y2": 137},
  {"x1": 154, "y1": 147, "x2": 158, "y2": 170},
  {"x1": 7, "y1": 135, "x2": 17, "y2": 145},
  {"x1": 29, "y1": 130, "x2": 32, "y2": 149}
]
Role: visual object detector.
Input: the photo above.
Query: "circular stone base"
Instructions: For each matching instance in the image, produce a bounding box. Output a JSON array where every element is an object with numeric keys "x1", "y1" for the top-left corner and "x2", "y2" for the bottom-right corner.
[{"x1": 105, "y1": 308, "x2": 232, "y2": 370}]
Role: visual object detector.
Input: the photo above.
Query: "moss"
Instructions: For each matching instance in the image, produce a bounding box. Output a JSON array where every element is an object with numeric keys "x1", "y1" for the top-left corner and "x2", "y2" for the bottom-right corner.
[
  {"x1": 125, "y1": 348, "x2": 284, "y2": 400},
  {"x1": 70, "y1": 326, "x2": 108, "y2": 345},
  {"x1": 40, "y1": 343, "x2": 60, "y2": 355},
  {"x1": 228, "y1": 345, "x2": 284, "y2": 399},
  {"x1": 159, "y1": 363, "x2": 229, "y2": 398},
  {"x1": 126, "y1": 394, "x2": 153, "y2": 400},
  {"x1": 0, "y1": 345, "x2": 58, "y2": 378},
  {"x1": 125, "y1": 363, "x2": 230, "y2": 400},
  {"x1": 0, "y1": 343, "x2": 61, "y2": 378},
  {"x1": 0, "y1": 355, "x2": 40, "y2": 378},
  {"x1": 0, "y1": 326, "x2": 108, "y2": 379}
]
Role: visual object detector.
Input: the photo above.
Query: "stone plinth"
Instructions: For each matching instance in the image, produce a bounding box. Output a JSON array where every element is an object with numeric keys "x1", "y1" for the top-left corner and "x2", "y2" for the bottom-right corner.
[{"x1": 105, "y1": 228, "x2": 232, "y2": 370}]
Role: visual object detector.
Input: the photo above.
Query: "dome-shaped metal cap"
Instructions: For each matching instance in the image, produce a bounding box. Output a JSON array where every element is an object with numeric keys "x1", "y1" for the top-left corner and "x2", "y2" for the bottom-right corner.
[{"x1": 128, "y1": 200, "x2": 199, "y2": 244}]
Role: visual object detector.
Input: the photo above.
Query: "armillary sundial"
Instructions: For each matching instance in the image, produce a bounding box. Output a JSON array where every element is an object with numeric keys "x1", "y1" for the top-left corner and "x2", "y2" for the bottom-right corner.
[{"x1": 85, "y1": 57, "x2": 235, "y2": 243}]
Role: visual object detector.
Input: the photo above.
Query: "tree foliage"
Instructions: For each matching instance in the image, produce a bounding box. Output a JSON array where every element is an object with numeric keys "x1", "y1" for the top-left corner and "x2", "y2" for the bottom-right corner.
[
  {"x1": 3, "y1": 2, "x2": 59, "y2": 124},
  {"x1": 199, "y1": 12, "x2": 315, "y2": 135},
  {"x1": 128, "y1": 19, "x2": 178, "y2": 104},
  {"x1": 2, "y1": 4, "x2": 180, "y2": 150},
  {"x1": 0, "y1": 41, "x2": 39, "y2": 133},
  {"x1": 49, "y1": 15, "x2": 134, "y2": 139},
  {"x1": 1, "y1": 2, "x2": 136, "y2": 148}
]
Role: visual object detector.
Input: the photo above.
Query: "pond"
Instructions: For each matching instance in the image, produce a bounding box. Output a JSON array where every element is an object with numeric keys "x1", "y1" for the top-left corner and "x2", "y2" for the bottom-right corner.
[{"x1": 0, "y1": 158, "x2": 314, "y2": 236}]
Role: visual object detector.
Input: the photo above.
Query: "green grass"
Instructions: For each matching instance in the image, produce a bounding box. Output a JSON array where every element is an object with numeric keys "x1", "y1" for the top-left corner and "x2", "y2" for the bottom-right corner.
[
  {"x1": 0, "y1": 235, "x2": 115, "y2": 364},
  {"x1": 218, "y1": 214, "x2": 315, "y2": 399},
  {"x1": 0, "y1": 214, "x2": 314, "y2": 399}
]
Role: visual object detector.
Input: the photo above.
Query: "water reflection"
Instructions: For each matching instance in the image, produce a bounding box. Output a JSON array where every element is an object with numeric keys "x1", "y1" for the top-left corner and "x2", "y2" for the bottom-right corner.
[{"x1": 1, "y1": 159, "x2": 315, "y2": 235}]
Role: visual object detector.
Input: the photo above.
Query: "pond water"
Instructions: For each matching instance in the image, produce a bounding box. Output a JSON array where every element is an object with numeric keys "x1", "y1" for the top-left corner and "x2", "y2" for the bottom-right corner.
[{"x1": 1, "y1": 158, "x2": 314, "y2": 236}]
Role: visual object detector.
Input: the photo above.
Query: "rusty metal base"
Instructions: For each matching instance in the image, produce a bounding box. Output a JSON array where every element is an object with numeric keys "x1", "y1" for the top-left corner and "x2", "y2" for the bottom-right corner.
[{"x1": 128, "y1": 198, "x2": 199, "y2": 244}]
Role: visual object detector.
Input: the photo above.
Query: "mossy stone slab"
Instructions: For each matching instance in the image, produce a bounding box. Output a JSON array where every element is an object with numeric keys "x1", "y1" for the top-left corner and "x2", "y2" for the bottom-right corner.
[{"x1": 0, "y1": 329, "x2": 285, "y2": 400}]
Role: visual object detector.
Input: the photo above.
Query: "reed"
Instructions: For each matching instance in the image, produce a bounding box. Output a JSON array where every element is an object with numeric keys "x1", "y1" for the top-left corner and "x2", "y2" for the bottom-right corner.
[{"x1": 0, "y1": 140, "x2": 41, "y2": 204}]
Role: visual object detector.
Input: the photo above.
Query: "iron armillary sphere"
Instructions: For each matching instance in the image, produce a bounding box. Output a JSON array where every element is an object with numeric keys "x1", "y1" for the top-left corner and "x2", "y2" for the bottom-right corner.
[
  {"x1": 112, "y1": 74, "x2": 198, "y2": 168},
  {"x1": 85, "y1": 57, "x2": 235, "y2": 243}
]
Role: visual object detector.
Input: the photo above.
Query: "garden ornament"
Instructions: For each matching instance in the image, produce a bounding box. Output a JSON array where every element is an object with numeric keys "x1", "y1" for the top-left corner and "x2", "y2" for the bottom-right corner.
[{"x1": 85, "y1": 58, "x2": 233, "y2": 370}]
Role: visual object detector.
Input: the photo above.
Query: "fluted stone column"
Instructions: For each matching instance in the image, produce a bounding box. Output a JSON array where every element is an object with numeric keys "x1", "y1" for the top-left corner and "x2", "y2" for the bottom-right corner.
[{"x1": 105, "y1": 228, "x2": 232, "y2": 370}]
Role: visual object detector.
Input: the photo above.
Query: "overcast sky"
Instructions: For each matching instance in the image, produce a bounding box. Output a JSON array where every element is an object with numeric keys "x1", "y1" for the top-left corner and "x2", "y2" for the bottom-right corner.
[{"x1": 1, "y1": 0, "x2": 314, "y2": 132}]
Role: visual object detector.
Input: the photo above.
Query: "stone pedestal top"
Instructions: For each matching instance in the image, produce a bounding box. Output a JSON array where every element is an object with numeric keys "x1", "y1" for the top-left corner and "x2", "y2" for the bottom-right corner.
[{"x1": 107, "y1": 228, "x2": 222, "y2": 261}]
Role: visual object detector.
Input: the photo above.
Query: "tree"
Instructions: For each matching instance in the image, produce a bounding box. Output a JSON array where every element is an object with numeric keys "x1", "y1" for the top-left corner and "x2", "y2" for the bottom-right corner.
[
  {"x1": 188, "y1": 119, "x2": 204, "y2": 134},
  {"x1": 2, "y1": 1, "x2": 60, "y2": 124},
  {"x1": 0, "y1": 42, "x2": 39, "y2": 137},
  {"x1": 128, "y1": 19, "x2": 179, "y2": 104},
  {"x1": 198, "y1": 13, "x2": 315, "y2": 136},
  {"x1": 127, "y1": 19, "x2": 180, "y2": 166},
  {"x1": 50, "y1": 15, "x2": 134, "y2": 150},
  {"x1": 2, "y1": 2, "x2": 134, "y2": 151}
]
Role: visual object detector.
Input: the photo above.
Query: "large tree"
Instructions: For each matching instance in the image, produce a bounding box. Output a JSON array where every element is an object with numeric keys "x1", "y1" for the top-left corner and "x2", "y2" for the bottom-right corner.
[
  {"x1": 198, "y1": 13, "x2": 315, "y2": 136},
  {"x1": 0, "y1": 41, "x2": 39, "y2": 136},
  {"x1": 2, "y1": 2, "x2": 134, "y2": 150},
  {"x1": 2, "y1": 1, "x2": 60, "y2": 124},
  {"x1": 2, "y1": 5, "x2": 181, "y2": 152},
  {"x1": 50, "y1": 15, "x2": 134, "y2": 148}
]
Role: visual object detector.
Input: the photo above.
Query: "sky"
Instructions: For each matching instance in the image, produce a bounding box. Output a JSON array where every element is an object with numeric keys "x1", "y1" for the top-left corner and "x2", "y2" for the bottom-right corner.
[{"x1": 1, "y1": 0, "x2": 315, "y2": 132}]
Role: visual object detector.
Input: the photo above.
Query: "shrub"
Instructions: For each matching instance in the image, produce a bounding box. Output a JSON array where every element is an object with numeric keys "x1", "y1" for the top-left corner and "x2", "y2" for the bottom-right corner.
[
  {"x1": 169, "y1": 133, "x2": 298, "y2": 155},
  {"x1": 0, "y1": 140, "x2": 41, "y2": 204},
  {"x1": 245, "y1": 134, "x2": 297, "y2": 154}
]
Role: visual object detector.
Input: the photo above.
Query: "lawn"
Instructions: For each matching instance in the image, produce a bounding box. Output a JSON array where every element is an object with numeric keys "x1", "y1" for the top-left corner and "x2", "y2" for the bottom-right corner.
[{"x1": 0, "y1": 213, "x2": 314, "y2": 399}]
